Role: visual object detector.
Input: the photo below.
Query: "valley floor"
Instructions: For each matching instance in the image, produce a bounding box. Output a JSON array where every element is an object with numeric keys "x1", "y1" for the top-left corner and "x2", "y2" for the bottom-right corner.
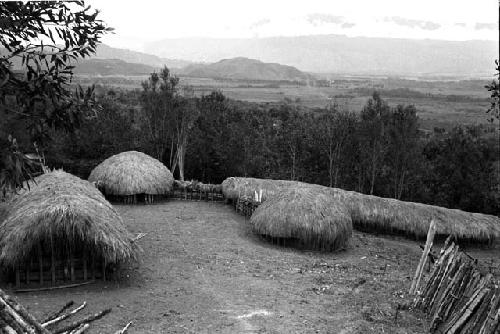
[{"x1": 11, "y1": 201, "x2": 498, "y2": 333}]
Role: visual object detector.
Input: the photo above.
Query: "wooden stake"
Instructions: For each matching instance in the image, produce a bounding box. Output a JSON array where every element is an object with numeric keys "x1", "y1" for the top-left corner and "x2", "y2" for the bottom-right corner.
[
  {"x1": 91, "y1": 256, "x2": 95, "y2": 280},
  {"x1": 102, "y1": 258, "x2": 106, "y2": 281},
  {"x1": 410, "y1": 219, "x2": 436, "y2": 295},
  {"x1": 83, "y1": 247, "x2": 87, "y2": 281},
  {"x1": 70, "y1": 248, "x2": 75, "y2": 282},
  {"x1": 50, "y1": 235, "x2": 56, "y2": 285},
  {"x1": 15, "y1": 266, "x2": 20, "y2": 289},
  {"x1": 38, "y1": 243, "x2": 43, "y2": 285},
  {"x1": 25, "y1": 260, "x2": 30, "y2": 285}
]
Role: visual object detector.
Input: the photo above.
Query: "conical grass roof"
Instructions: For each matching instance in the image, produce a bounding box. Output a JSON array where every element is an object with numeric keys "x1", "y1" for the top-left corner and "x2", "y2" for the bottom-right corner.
[
  {"x1": 251, "y1": 186, "x2": 353, "y2": 251},
  {"x1": 88, "y1": 151, "x2": 174, "y2": 196},
  {"x1": 0, "y1": 170, "x2": 137, "y2": 267}
]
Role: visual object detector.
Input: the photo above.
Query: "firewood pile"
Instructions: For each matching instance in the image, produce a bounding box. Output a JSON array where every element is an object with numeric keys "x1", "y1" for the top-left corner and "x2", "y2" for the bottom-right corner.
[
  {"x1": 414, "y1": 239, "x2": 500, "y2": 333},
  {"x1": 0, "y1": 288, "x2": 131, "y2": 334}
]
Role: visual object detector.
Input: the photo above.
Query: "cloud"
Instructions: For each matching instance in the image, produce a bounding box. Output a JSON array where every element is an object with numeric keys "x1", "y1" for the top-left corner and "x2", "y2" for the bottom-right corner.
[
  {"x1": 306, "y1": 13, "x2": 355, "y2": 29},
  {"x1": 341, "y1": 22, "x2": 356, "y2": 29},
  {"x1": 250, "y1": 18, "x2": 271, "y2": 29},
  {"x1": 475, "y1": 22, "x2": 497, "y2": 30},
  {"x1": 306, "y1": 13, "x2": 345, "y2": 26},
  {"x1": 454, "y1": 22, "x2": 466, "y2": 27},
  {"x1": 384, "y1": 16, "x2": 441, "y2": 30}
]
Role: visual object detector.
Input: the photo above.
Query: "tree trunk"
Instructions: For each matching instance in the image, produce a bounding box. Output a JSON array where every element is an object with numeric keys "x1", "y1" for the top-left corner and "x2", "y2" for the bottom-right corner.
[{"x1": 397, "y1": 170, "x2": 406, "y2": 200}]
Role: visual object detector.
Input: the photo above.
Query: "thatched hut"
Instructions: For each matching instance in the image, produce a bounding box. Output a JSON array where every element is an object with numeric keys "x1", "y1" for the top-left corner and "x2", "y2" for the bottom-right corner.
[
  {"x1": 0, "y1": 170, "x2": 136, "y2": 288},
  {"x1": 88, "y1": 151, "x2": 174, "y2": 204},
  {"x1": 223, "y1": 177, "x2": 500, "y2": 243},
  {"x1": 251, "y1": 187, "x2": 353, "y2": 251}
]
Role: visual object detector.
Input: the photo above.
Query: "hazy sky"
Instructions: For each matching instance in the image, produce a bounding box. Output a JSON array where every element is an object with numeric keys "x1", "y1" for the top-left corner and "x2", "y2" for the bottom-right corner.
[{"x1": 90, "y1": 0, "x2": 499, "y2": 50}]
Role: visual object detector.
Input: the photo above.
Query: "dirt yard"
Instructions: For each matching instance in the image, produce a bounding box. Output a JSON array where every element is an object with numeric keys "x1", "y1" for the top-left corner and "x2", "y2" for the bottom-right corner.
[{"x1": 9, "y1": 201, "x2": 498, "y2": 333}]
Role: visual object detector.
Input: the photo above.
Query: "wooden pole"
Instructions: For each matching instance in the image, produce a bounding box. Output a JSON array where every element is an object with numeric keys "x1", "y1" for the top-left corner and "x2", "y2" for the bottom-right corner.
[
  {"x1": 410, "y1": 219, "x2": 437, "y2": 295},
  {"x1": 38, "y1": 243, "x2": 43, "y2": 285},
  {"x1": 91, "y1": 256, "x2": 95, "y2": 280},
  {"x1": 25, "y1": 260, "x2": 30, "y2": 285},
  {"x1": 83, "y1": 247, "x2": 87, "y2": 281},
  {"x1": 50, "y1": 235, "x2": 56, "y2": 285},
  {"x1": 15, "y1": 266, "x2": 20, "y2": 289},
  {"x1": 101, "y1": 258, "x2": 106, "y2": 281},
  {"x1": 70, "y1": 248, "x2": 75, "y2": 282}
]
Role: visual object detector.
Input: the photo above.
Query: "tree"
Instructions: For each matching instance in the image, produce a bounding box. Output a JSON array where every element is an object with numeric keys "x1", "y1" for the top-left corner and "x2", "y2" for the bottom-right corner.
[
  {"x1": 386, "y1": 104, "x2": 420, "y2": 199},
  {"x1": 0, "y1": 1, "x2": 111, "y2": 192},
  {"x1": 171, "y1": 96, "x2": 199, "y2": 181},
  {"x1": 420, "y1": 126, "x2": 498, "y2": 214},
  {"x1": 188, "y1": 91, "x2": 231, "y2": 182},
  {"x1": 485, "y1": 60, "x2": 500, "y2": 123},
  {"x1": 141, "y1": 67, "x2": 199, "y2": 181},
  {"x1": 316, "y1": 106, "x2": 357, "y2": 188},
  {"x1": 277, "y1": 108, "x2": 307, "y2": 181},
  {"x1": 358, "y1": 92, "x2": 391, "y2": 194},
  {"x1": 140, "y1": 68, "x2": 179, "y2": 161}
]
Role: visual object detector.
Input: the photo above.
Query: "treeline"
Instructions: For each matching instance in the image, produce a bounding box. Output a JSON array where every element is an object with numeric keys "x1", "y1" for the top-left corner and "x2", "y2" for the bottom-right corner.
[{"x1": 2, "y1": 78, "x2": 498, "y2": 215}]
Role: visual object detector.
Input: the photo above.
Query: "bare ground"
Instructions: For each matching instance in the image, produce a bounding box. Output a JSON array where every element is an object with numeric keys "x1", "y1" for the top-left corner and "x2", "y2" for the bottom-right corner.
[{"x1": 9, "y1": 201, "x2": 497, "y2": 333}]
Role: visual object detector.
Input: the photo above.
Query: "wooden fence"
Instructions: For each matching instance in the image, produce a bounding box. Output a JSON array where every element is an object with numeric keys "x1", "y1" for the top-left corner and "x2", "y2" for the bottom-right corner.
[
  {"x1": 414, "y1": 240, "x2": 500, "y2": 333},
  {"x1": 168, "y1": 188, "x2": 224, "y2": 202}
]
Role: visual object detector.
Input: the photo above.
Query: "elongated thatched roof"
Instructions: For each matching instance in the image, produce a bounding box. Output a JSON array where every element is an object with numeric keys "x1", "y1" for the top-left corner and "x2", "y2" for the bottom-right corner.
[
  {"x1": 222, "y1": 177, "x2": 301, "y2": 201},
  {"x1": 88, "y1": 151, "x2": 174, "y2": 196},
  {"x1": 251, "y1": 187, "x2": 352, "y2": 251},
  {"x1": 336, "y1": 189, "x2": 500, "y2": 242},
  {"x1": 223, "y1": 177, "x2": 500, "y2": 242},
  {"x1": 0, "y1": 170, "x2": 137, "y2": 267}
]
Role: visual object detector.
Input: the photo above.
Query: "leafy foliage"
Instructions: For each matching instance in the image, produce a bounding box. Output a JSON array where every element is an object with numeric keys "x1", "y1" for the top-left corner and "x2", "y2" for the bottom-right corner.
[
  {"x1": 0, "y1": 1, "x2": 110, "y2": 192},
  {"x1": 485, "y1": 60, "x2": 500, "y2": 122},
  {"x1": 0, "y1": 1, "x2": 112, "y2": 139}
]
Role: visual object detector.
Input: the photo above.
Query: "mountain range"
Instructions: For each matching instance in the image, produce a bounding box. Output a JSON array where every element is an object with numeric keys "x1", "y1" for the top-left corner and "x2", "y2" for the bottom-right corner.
[
  {"x1": 143, "y1": 34, "x2": 498, "y2": 76},
  {"x1": 73, "y1": 58, "x2": 156, "y2": 76},
  {"x1": 93, "y1": 44, "x2": 192, "y2": 69}
]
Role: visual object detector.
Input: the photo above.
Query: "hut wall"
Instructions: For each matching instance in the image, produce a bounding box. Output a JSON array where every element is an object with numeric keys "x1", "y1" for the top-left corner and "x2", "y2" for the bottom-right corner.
[
  {"x1": 101, "y1": 186, "x2": 225, "y2": 204},
  {"x1": 1, "y1": 240, "x2": 109, "y2": 289}
]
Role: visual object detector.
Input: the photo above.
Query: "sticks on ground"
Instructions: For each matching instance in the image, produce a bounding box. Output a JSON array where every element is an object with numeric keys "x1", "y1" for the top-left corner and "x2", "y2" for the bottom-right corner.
[
  {"x1": 42, "y1": 302, "x2": 87, "y2": 328},
  {"x1": 114, "y1": 321, "x2": 133, "y2": 334},
  {"x1": 42, "y1": 301, "x2": 75, "y2": 324},
  {"x1": 53, "y1": 309, "x2": 111, "y2": 334}
]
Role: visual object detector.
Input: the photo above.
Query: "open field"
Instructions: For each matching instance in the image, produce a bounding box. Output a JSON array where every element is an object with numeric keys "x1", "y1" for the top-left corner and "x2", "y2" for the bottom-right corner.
[
  {"x1": 6, "y1": 201, "x2": 498, "y2": 333},
  {"x1": 74, "y1": 75, "x2": 494, "y2": 130}
]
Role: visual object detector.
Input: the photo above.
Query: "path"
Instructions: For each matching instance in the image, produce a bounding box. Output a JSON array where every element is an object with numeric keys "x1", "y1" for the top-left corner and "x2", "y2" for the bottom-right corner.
[{"x1": 16, "y1": 201, "x2": 426, "y2": 333}]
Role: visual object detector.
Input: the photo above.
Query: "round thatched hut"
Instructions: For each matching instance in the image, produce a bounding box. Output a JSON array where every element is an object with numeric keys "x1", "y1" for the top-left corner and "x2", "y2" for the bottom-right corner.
[
  {"x1": 250, "y1": 187, "x2": 353, "y2": 251},
  {"x1": 0, "y1": 170, "x2": 136, "y2": 288},
  {"x1": 88, "y1": 151, "x2": 174, "y2": 204}
]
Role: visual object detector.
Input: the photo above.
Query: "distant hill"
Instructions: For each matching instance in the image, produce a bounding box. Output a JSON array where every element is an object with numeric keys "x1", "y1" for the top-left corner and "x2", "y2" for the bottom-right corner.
[
  {"x1": 73, "y1": 58, "x2": 156, "y2": 76},
  {"x1": 3, "y1": 44, "x2": 193, "y2": 74},
  {"x1": 179, "y1": 57, "x2": 314, "y2": 81},
  {"x1": 94, "y1": 44, "x2": 192, "y2": 69},
  {"x1": 144, "y1": 34, "x2": 498, "y2": 77}
]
